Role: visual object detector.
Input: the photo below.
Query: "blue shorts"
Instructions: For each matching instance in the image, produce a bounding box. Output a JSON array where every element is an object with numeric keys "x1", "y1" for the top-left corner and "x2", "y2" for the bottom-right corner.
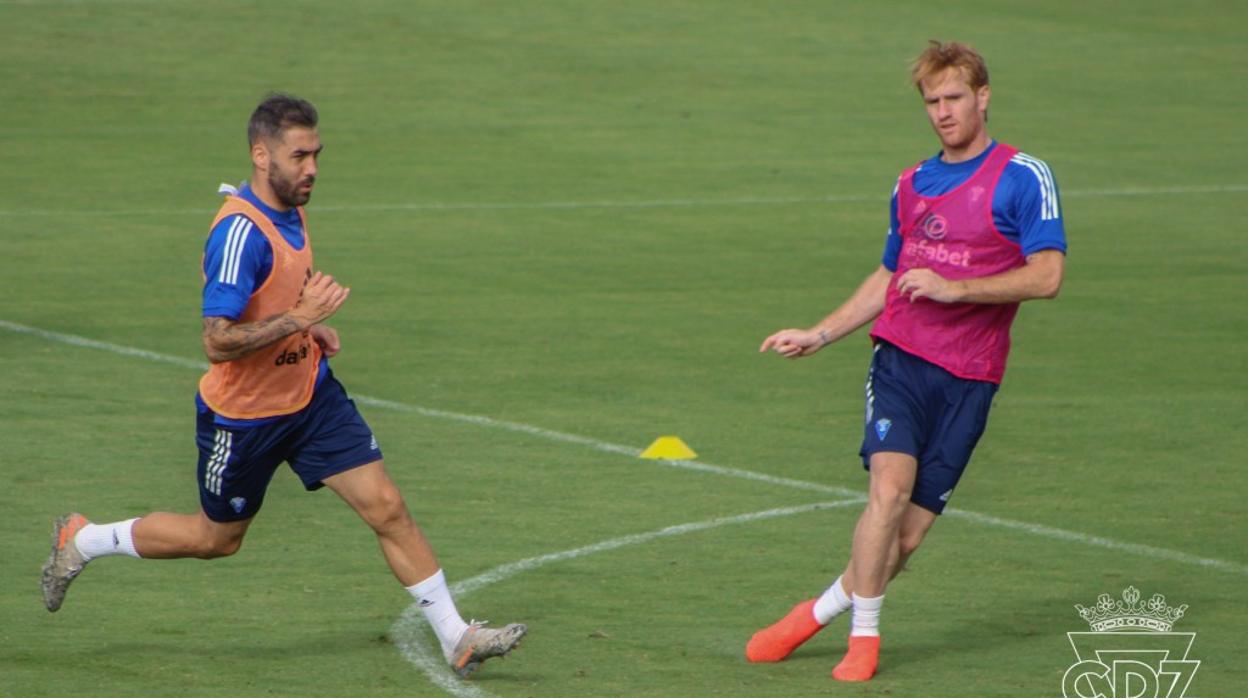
[
  {"x1": 858, "y1": 341, "x2": 997, "y2": 514},
  {"x1": 196, "y1": 371, "x2": 382, "y2": 522}
]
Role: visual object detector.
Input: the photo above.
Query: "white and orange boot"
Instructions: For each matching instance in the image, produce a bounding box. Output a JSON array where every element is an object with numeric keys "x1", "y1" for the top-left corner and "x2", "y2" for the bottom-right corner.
[{"x1": 41, "y1": 512, "x2": 91, "y2": 612}]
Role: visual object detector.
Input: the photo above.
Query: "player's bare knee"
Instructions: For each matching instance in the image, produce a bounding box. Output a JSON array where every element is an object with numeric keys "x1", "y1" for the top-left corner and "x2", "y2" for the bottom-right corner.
[
  {"x1": 191, "y1": 519, "x2": 246, "y2": 558},
  {"x1": 868, "y1": 484, "x2": 912, "y2": 517},
  {"x1": 361, "y1": 487, "x2": 411, "y2": 534},
  {"x1": 197, "y1": 533, "x2": 244, "y2": 559}
]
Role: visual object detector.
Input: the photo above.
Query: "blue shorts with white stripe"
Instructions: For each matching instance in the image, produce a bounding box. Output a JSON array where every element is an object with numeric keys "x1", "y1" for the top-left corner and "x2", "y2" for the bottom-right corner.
[
  {"x1": 195, "y1": 370, "x2": 381, "y2": 522},
  {"x1": 857, "y1": 341, "x2": 997, "y2": 515}
]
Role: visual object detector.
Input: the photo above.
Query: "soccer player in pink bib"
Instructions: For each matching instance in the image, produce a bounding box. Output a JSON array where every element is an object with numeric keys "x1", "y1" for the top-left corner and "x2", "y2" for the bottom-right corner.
[{"x1": 750, "y1": 41, "x2": 1066, "y2": 681}]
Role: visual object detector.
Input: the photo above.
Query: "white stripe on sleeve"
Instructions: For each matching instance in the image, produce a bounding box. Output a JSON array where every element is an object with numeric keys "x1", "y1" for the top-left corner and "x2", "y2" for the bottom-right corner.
[
  {"x1": 225, "y1": 220, "x2": 253, "y2": 285},
  {"x1": 1011, "y1": 154, "x2": 1059, "y2": 221},
  {"x1": 217, "y1": 216, "x2": 245, "y2": 284},
  {"x1": 1024, "y1": 155, "x2": 1060, "y2": 220}
]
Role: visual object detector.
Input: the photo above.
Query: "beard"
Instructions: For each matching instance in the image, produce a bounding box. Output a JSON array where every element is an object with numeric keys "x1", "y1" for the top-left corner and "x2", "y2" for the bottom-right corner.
[{"x1": 269, "y1": 166, "x2": 314, "y2": 208}]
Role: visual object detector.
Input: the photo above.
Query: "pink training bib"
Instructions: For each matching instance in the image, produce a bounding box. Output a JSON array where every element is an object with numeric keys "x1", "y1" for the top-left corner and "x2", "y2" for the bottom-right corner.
[{"x1": 870, "y1": 143, "x2": 1025, "y2": 384}]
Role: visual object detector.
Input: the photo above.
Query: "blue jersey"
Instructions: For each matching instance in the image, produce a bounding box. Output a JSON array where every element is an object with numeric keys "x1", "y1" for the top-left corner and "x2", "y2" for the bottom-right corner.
[
  {"x1": 882, "y1": 141, "x2": 1066, "y2": 270},
  {"x1": 198, "y1": 183, "x2": 326, "y2": 426}
]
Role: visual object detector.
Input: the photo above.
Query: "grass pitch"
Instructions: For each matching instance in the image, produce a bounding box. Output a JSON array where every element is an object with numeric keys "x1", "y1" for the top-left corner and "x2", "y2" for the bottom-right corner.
[{"x1": 2, "y1": 1, "x2": 1246, "y2": 696}]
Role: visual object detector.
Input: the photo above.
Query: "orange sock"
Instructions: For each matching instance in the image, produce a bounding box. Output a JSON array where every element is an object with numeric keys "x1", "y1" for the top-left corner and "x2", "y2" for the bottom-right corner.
[
  {"x1": 831, "y1": 635, "x2": 880, "y2": 681},
  {"x1": 745, "y1": 599, "x2": 825, "y2": 663}
]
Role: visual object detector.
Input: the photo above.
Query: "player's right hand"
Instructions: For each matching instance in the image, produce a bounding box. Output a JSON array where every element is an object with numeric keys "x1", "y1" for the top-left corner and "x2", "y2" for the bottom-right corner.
[
  {"x1": 759, "y1": 329, "x2": 822, "y2": 358},
  {"x1": 292, "y1": 271, "x2": 350, "y2": 328}
]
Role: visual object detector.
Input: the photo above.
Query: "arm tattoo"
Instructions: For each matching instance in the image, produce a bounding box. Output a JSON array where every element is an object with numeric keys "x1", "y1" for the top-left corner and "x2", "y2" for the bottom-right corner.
[{"x1": 202, "y1": 314, "x2": 304, "y2": 363}]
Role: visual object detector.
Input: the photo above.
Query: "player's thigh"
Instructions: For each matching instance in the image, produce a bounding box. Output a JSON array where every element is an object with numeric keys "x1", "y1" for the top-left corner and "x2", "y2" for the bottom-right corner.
[
  {"x1": 321, "y1": 459, "x2": 414, "y2": 531},
  {"x1": 867, "y1": 451, "x2": 919, "y2": 495},
  {"x1": 322, "y1": 459, "x2": 395, "y2": 506},
  {"x1": 195, "y1": 509, "x2": 254, "y2": 549}
]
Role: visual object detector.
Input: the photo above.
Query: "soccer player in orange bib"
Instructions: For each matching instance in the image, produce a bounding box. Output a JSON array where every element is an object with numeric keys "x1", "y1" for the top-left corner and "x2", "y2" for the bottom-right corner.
[
  {"x1": 751, "y1": 42, "x2": 1066, "y2": 681},
  {"x1": 42, "y1": 94, "x2": 525, "y2": 679}
]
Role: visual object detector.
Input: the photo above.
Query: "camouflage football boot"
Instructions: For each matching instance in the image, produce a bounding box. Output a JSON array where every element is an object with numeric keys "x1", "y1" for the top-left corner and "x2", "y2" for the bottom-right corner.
[
  {"x1": 450, "y1": 621, "x2": 527, "y2": 678},
  {"x1": 41, "y1": 513, "x2": 90, "y2": 612}
]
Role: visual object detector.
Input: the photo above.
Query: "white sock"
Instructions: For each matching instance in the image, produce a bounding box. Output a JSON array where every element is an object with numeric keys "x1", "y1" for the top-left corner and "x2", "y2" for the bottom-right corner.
[
  {"x1": 74, "y1": 519, "x2": 141, "y2": 561},
  {"x1": 407, "y1": 569, "x2": 470, "y2": 660},
  {"x1": 850, "y1": 593, "x2": 884, "y2": 637},
  {"x1": 812, "y1": 575, "x2": 853, "y2": 624}
]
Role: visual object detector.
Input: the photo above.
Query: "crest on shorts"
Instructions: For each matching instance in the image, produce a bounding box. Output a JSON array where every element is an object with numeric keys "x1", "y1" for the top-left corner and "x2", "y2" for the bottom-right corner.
[
  {"x1": 874, "y1": 418, "x2": 892, "y2": 441},
  {"x1": 229, "y1": 497, "x2": 247, "y2": 514}
]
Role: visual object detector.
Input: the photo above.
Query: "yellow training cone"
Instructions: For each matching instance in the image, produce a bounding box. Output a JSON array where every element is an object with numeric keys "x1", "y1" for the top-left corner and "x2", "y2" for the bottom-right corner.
[{"x1": 640, "y1": 436, "x2": 697, "y2": 460}]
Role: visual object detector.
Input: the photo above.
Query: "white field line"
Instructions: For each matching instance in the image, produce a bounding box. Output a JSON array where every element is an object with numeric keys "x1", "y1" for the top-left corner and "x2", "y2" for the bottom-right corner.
[
  {"x1": 389, "y1": 499, "x2": 865, "y2": 697},
  {"x1": 5, "y1": 318, "x2": 1247, "y2": 579},
  {"x1": 0, "y1": 184, "x2": 1244, "y2": 218},
  {"x1": 1060, "y1": 184, "x2": 1248, "y2": 198},
  {"x1": 449, "y1": 499, "x2": 865, "y2": 598},
  {"x1": 942, "y1": 509, "x2": 1248, "y2": 576},
  {"x1": 0, "y1": 319, "x2": 209, "y2": 371}
]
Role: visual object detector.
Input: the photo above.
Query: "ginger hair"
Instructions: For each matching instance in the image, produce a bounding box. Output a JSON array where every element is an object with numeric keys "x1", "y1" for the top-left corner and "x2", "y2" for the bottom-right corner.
[{"x1": 911, "y1": 40, "x2": 989, "y2": 93}]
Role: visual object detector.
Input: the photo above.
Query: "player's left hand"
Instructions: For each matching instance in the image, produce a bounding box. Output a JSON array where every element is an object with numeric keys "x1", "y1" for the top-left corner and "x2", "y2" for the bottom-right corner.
[
  {"x1": 760, "y1": 328, "x2": 824, "y2": 358},
  {"x1": 310, "y1": 324, "x2": 341, "y2": 357},
  {"x1": 896, "y1": 268, "x2": 964, "y2": 303}
]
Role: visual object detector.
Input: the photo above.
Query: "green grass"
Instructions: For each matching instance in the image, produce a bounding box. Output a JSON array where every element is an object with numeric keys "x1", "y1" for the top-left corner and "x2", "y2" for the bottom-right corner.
[{"x1": 2, "y1": 1, "x2": 1246, "y2": 696}]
